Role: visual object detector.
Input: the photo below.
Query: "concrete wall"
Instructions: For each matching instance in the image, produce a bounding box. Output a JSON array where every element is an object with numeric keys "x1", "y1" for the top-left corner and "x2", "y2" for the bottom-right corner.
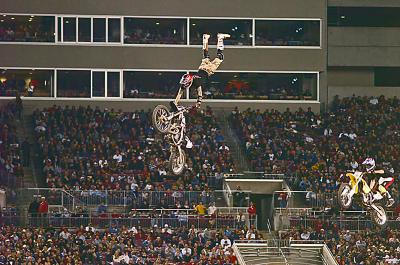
[
  {"x1": 1, "y1": 0, "x2": 327, "y2": 106},
  {"x1": 328, "y1": 46, "x2": 400, "y2": 67},
  {"x1": 328, "y1": 28, "x2": 400, "y2": 67},
  {"x1": 3, "y1": 0, "x2": 325, "y2": 17},
  {"x1": 328, "y1": 86, "x2": 400, "y2": 101},
  {"x1": 0, "y1": 44, "x2": 326, "y2": 72},
  {"x1": 224, "y1": 179, "x2": 286, "y2": 194},
  {"x1": 329, "y1": 27, "x2": 400, "y2": 47},
  {"x1": 328, "y1": 67, "x2": 374, "y2": 86},
  {"x1": 329, "y1": 0, "x2": 400, "y2": 7}
]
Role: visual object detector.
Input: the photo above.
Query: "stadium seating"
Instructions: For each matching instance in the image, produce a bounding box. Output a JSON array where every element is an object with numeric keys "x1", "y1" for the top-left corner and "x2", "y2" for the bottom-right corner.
[
  {"x1": 231, "y1": 96, "x2": 399, "y2": 206},
  {"x1": 33, "y1": 105, "x2": 235, "y2": 191},
  {"x1": 0, "y1": 224, "x2": 260, "y2": 263},
  {"x1": 0, "y1": 102, "x2": 22, "y2": 202},
  {"x1": 280, "y1": 221, "x2": 400, "y2": 263}
]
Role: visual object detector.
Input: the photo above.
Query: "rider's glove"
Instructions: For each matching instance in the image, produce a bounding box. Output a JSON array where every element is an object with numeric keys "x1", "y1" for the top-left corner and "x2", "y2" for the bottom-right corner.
[{"x1": 195, "y1": 102, "x2": 201, "y2": 109}]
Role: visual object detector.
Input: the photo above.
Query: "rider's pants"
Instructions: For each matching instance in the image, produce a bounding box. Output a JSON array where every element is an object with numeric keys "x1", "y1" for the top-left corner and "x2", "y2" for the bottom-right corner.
[{"x1": 198, "y1": 58, "x2": 223, "y2": 76}]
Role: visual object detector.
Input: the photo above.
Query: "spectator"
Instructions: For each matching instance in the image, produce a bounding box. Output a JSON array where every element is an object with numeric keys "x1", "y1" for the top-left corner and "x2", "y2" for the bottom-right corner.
[
  {"x1": 21, "y1": 138, "x2": 30, "y2": 166},
  {"x1": 247, "y1": 201, "x2": 256, "y2": 216},
  {"x1": 343, "y1": 230, "x2": 352, "y2": 242},
  {"x1": 181, "y1": 243, "x2": 192, "y2": 257},
  {"x1": 15, "y1": 92, "x2": 22, "y2": 120},
  {"x1": 236, "y1": 210, "x2": 246, "y2": 228},
  {"x1": 247, "y1": 201, "x2": 256, "y2": 226},
  {"x1": 246, "y1": 228, "x2": 257, "y2": 240},
  {"x1": 220, "y1": 235, "x2": 232, "y2": 250},
  {"x1": 208, "y1": 202, "x2": 217, "y2": 216},
  {"x1": 85, "y1": 223, "x2": 95, "y2": 233},
  {"x1": 28, "y1": 196, "x2": 39, "y2": 217},
  {"x1": 195, "y1": 201, "x2": 206, "y2": 215},
  {"x1": 37, "y1": 196, "x2": 49, "y2": 226},
  {"x1": 112, "y1": 150, "x2": 123, "y2": 163},
  {"x1": 38, "y1": 196, "x2": 48, "y2": 216},
  {"x1": 233, "y1": 185, "x2": 246, "y2": 207},
  {"x1": 278, "y1": 189, "x2": 288, "y2": 208}
]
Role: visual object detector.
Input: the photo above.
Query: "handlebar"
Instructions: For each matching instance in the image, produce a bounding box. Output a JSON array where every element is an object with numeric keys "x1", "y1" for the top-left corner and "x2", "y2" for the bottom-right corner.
[{"x1": 174, "y1": 105, "x2": 198, "y2": 114}]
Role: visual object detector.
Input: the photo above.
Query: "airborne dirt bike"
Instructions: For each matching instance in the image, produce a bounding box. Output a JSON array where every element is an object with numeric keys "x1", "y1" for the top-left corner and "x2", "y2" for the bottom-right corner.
[
  {"x1": 338, "y1": 171, "x2": 387, "y2": 226},
  {"x1": 152, "y1": 104, "x2": 192, "y2": 175}
]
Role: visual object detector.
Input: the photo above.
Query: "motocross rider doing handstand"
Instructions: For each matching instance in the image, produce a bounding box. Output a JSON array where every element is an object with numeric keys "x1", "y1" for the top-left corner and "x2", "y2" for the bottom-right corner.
[
  {"x1": 170, "y1": 33, "x2": 230, "y2": 149},
  {"x1": 170, "y1": 33, "x2": 230, "y2": 111}
]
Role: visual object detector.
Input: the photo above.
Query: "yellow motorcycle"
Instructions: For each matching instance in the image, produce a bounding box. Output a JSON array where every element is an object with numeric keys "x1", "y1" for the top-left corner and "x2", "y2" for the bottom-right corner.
[{"x1": 338, "y1": 171, "x2": 387, "y2": 226}]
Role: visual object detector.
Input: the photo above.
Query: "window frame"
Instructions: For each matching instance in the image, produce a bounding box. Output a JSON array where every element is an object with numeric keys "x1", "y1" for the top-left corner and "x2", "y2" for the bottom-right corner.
[
  {"x1": 0, "y1": 13, "x2": 322, "y2": 49},
  {"x1": 254, "y1": 18, "x2": 322, "y2": 49},
  {"x1": 0, "y1": 67, "x2": 320, "y2": 102}
]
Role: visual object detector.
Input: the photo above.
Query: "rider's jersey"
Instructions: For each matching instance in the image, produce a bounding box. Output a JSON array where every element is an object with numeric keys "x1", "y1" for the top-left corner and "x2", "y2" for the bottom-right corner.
[
  {"x1": 191, "y1": 69, "x2": 208, "y2": 89},
  {"x1": 364, "y1": 170, "x2": 394, "y2": 188}
]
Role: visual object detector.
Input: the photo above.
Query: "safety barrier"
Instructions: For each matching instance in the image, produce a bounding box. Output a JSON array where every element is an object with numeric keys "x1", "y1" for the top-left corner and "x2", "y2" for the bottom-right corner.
[
  {"x1": 24, "y1": 188, "x2": 241, "y2": 208},
  {"x1": 273, "y1": 190, "x2": 338, "y2": 209},
  {"x1": 284, "y1": 216, "x2": 400, "y2": 231},
  {"x1": 19, "y1": 213, "x2": 256, "y2": 229}
]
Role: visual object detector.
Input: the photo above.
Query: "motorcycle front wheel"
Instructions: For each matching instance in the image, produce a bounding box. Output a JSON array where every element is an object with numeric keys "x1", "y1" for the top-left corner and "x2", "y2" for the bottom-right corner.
[
  {"x1": 152, "y1": 105, "x2": 171, "y2": 133},
  {"x1": 169, "y1": 147, "x2": 186, "y2": 175},
  {"x1": 338, "y1": 183, "x2": 353, "y2": 209},
  {"x1": 371, "y1": 204, "x2": 387, "y2": 227}
]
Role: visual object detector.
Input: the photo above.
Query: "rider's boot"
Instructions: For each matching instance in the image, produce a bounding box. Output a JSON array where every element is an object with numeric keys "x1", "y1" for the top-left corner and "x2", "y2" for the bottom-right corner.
[
  {"x1": 217, "y1": 33, "x2": 230, "y2": 61},
  {"x1": 169, "y1": 101, "x2": 179, "y2": 112},
  {"x1": 203, "y1": 34, "x2": 210, "y2": 58},
  {"x1": 383, "y1": 192, "x2": 395, "y2": 207},
  {"x1": 185, "y1": 136, "x2": 193, "y2": 149},
  {"x1": 387, "y1": 197, "x2": 395, "y2": 207}
]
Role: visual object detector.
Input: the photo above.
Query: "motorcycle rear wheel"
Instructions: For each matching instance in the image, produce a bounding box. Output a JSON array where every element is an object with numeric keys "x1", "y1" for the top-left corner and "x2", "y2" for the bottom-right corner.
[
  {"x1": 169, "y1": 147, "x2": 186, "y2": 175},
  {"x1": 371, "y1": 204, "x2": 387, "y2": 227}
]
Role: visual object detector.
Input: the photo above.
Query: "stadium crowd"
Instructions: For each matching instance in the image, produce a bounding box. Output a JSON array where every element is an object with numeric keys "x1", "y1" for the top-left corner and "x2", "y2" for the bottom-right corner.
[
  {"x1": 203, "y1": 79, "x2": 313, "y2": 101},
  {"x1": 231, "y1": 95, "x2": 400, "y2": 204},
  {"x1": 0, "y1": 77, "x2": 36, "y2": 97},
  {"x1": 0, "y1": 224, "x2": 262, "y2": 264},
  {"x1": 0, "y1": 24, "x2": 53, "y2": 43},
  {"x1": 33, "y1": 105, "x2": 235, "y2": 192},
  {"x1": 281, "y1": 221, "x2": 400, "y2": 264},
  {"x1": 124, "y1": 24, "x2": 185, "y2": 44},
  {"x1": 0, "y1": 101, "x2": 23, "y2": 207},
  {"x1": 123, "y1": 84, "x2": 177, "y2": 99}
]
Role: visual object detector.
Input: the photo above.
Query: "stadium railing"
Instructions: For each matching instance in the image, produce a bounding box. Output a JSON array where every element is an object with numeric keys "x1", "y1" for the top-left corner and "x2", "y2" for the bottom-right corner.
[
  {"x1": 225, "y1": 171, "x2": 286, "y2": 180},
  {"x1": 281, "y1": 215, "x2": 400, "y2": 232},
  {"x1": 273, "y1": 190, "x2": 337, "y2": 209},
  {"x1": 1, "y1": 205, "x2": 255, "y2": 228},
  {"x1": 0, "y1": 209, "x2": 255, "y2": 229},
  {"x1": 23, "y1": 188, "x2": 252, "y2": 209}
]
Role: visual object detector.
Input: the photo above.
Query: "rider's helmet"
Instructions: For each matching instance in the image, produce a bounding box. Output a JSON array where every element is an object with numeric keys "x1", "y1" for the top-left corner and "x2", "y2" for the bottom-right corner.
[
  {"x1": 179, "y1": 74, "x2": 194, "y2": 89},
  {"x1": 362, "y1": 158, "x2": 376, "y2": 173}
]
